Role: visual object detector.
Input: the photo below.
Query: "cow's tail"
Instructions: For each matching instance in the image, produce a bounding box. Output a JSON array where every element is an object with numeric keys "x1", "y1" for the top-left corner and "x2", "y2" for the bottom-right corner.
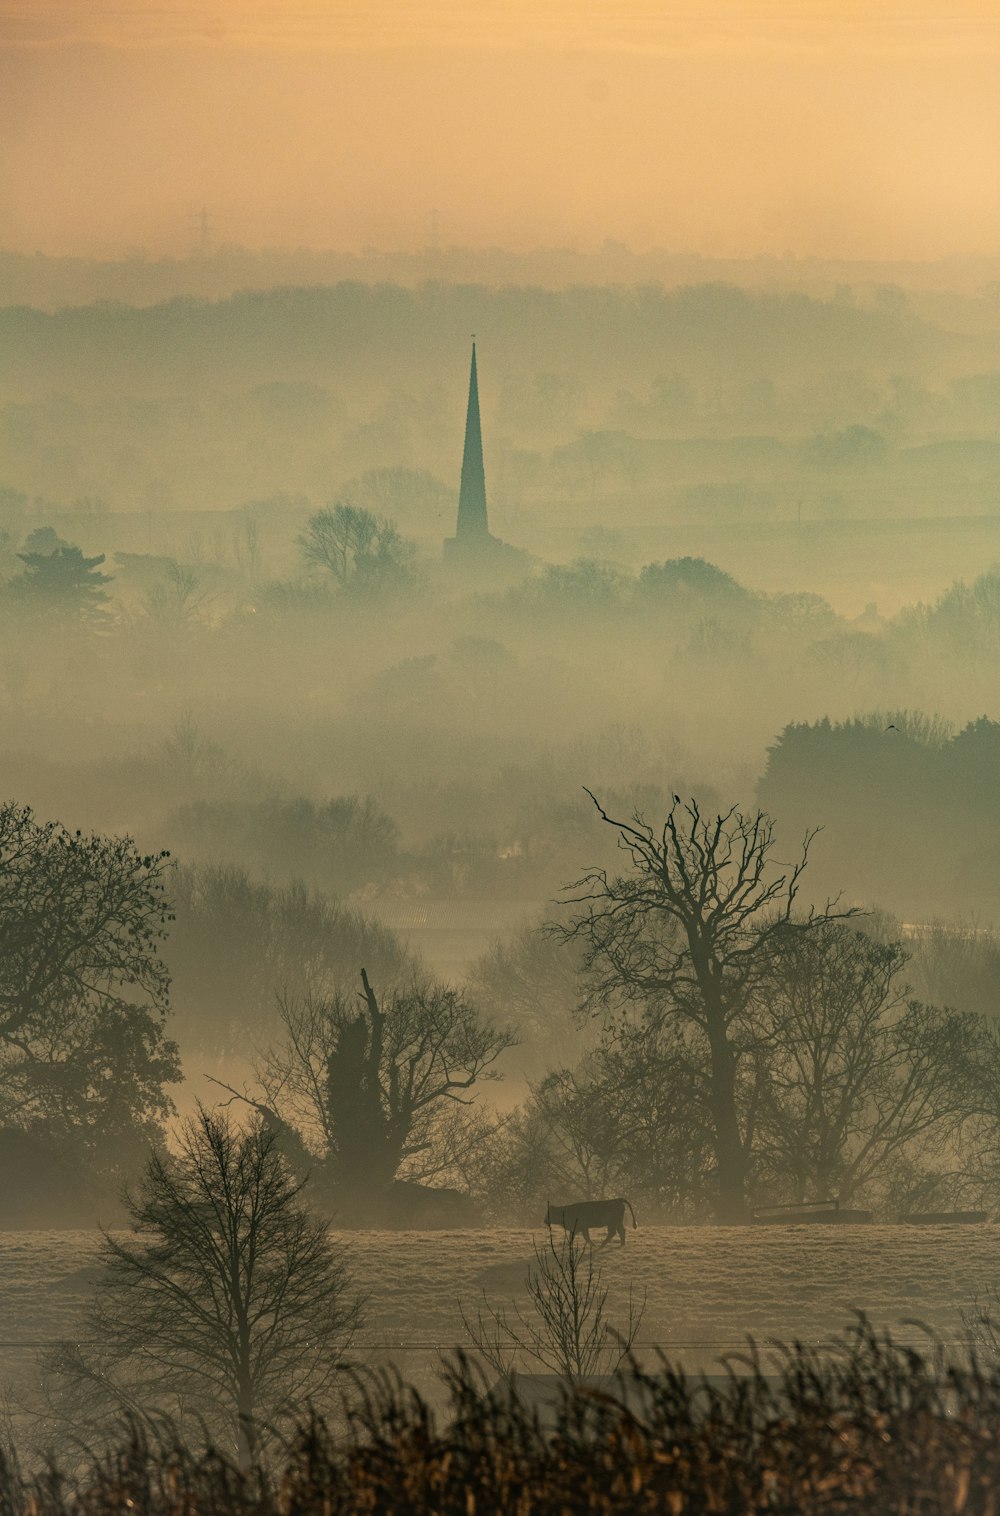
[{"x1": 624, "y1": 1198, "x2": 638, "y2": 1229}]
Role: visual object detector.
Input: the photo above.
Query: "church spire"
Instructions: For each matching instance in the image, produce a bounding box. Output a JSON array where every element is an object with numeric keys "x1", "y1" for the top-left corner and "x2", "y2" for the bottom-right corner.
[{"x1": 455, "y1": 339, "x2": 489, "y2": 541}]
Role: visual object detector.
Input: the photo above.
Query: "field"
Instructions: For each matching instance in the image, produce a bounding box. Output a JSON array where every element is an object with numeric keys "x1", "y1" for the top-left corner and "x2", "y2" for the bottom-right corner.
[{"x1": 4, "y1": 1223, "x2": 999, "y2": 1430}]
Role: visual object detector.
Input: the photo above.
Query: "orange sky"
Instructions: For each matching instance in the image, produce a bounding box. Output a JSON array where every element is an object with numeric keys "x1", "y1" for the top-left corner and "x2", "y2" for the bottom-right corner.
[{"x1": 2, "y1": 1, "x2": 1000, "y2": 259}]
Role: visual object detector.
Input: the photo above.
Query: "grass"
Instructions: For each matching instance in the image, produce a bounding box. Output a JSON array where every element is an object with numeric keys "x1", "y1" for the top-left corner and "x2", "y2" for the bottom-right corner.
[
  {"x1": 5, "y1": 1321, "x2": 1000, "y2": 1512},
  {"x1": 4, "y1": 1223, "x2": 997, "y2": 1363},
  {"x1": 4, "y1": 1223, "x2": 999, "y2": 1454}
]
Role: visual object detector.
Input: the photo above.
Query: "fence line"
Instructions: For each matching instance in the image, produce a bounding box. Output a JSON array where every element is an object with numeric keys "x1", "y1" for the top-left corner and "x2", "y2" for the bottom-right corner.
[{"x1": 0, "y1": 1338, "x2": 972, "y2": 1353}]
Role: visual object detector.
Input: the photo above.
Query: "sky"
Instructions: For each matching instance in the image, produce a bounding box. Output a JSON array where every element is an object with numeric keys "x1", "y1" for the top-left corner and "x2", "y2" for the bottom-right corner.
[{"x1": 2, "y1": 1, "x2": 1000, "y2": 260}]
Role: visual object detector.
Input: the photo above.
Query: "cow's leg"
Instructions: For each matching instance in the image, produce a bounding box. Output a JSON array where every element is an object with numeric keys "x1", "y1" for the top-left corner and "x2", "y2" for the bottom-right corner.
[{"x1": 580, "y1": 1225, "x2": 592, "y2": 1245}]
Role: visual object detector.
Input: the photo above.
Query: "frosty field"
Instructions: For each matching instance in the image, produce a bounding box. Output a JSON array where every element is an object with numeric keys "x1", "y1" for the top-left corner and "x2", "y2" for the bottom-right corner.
[{"x1": 3, "y1": 1224, "x2": 999, "y2": 1424}]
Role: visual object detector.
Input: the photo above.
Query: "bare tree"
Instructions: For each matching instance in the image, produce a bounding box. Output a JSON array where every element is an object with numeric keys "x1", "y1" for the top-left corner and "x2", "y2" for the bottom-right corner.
[
  {"x1": 580, "y1": 1024, "x2": 717, "y2": 1218},
  {"x1": 296, "y1": 504, "x2": 411, "y2": 591},
  {"x1": 962, "y1": 1284, "x2": 1000, "y2": 1368},
  {"x1": 438, "y1": 1101, "x2": 550, "y2": 1224},
  {"x1": 474, "y1": 1025, "x2": 715, "y2": 1225},
  {"x1": 237, "y1": 971, "x2": 515, "y2": 1201},
  {"x1": 906, "y1": 918, "x2": 1000, "y2": 1022},
  {"x1": 529, "y1": 1066, "x2": 621, "y2": 1200},
  {"x1": 559, "y1": 794, "x2": 849, "y2": 1221},
  {"x1": 947, "y1": 1022, "x2": 1000, "y2": 1209},
  {"x1": 141, "y1": 561, "x2": 211, "y2": 630},
  {"x1": 44, "y1": 1107, "x2": 363, "y2": 1469},
  {"x1": 756, "y1": 924, "x2": 981, "y2": 1205},
  {"x1": 466, "y1": 923, "x2": 593, "y2": 1080},
  {"x1": 462, "y1": 1230, "x2": 644, "y2": 1384},
  {"x1": 232, "y1": 513, "x2": 261, "y2": 583}
]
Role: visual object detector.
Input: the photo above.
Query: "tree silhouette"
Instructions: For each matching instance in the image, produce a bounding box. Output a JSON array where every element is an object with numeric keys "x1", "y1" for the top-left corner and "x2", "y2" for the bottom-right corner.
[
  {"x1": 0, "y1": 802, "x2": 178, "y2": 1203},
  {"x1": 231, "y1": 971, "x2": 515, "y2": 1206},
  {"x1": 559, "y1": 794, "x2": 850, "y2": 1223},
  {"x1": 296, "y1": 504, "x2": 411, "y2": 591},
  {"x1": 462, "y1": 1229, "x2": 644, "y2": 1384},
  {"x1": 756, "y1": 924, "x2": 980, "y2": 1205},
  {"x1": 14, "y1": 538, "x2": 111, "y2": 617},
  {"x1": 0, "y1": 801, "x2": 172, "y2": 1046},
  {"x1": 45, "y1": 1107, "x2": 363, "y2": 1468}
]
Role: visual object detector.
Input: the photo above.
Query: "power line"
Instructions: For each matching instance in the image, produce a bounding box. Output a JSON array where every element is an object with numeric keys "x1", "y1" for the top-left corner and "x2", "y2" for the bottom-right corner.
[{"x1": 189, "y1": 205, "x2": 213, "y2": 255}]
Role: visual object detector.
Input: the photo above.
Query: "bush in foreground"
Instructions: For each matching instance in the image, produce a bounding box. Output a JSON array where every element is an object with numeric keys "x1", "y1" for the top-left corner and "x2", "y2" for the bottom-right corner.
[{"x1": 13, "y1": 1319, "x2": 1000, "y2": 1513}]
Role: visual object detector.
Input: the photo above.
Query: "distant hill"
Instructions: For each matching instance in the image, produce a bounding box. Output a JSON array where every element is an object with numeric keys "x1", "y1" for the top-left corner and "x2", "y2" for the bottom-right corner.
[{"x1": 5, "y1": 244, "x2": 1000, "y2": 313}]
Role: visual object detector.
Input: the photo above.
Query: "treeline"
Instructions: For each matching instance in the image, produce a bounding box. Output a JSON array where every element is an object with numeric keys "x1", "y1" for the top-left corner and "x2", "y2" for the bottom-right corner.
[
  {"x1": 2, "y1": 511, "x2": 1000, "y2": 917},
  {"x1": 759, "y1": 711, "x2": 1000, "y2": 916},
  {"x1": 11, "y1": 242, "x2": 1000, "y2": 308},
  {"x1": 9, "y1": 782, "x2": 1000, "y2": 1230},
  {"x1": 7, "y1": 276, "x2": 1000, "y2": 526},
  {"x1": 0, "y1": 803, "x2": 417, "y2": 1224},
  {"x1": 458, "y1": 797, "x2": 1000, "y2": 1226},
  {"x1": 0, "y1": 281, "x2": 941, "y2": 397}
]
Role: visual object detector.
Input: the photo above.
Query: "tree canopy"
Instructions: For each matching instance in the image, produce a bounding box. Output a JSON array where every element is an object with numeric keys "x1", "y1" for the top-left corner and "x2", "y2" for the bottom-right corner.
[
  {"x1": 0, "y1": 802, "x2": 178, "y2": 1205},
  {"x1": 13, "y1": 536, "x2": 112, "y2": 617},
  {"x1": 0, "y1": 801, "x2": 173, "y2": 1044}
]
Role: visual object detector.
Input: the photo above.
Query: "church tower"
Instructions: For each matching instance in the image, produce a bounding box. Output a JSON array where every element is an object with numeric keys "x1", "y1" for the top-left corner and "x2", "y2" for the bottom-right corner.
[
  {"x1": 445, "y1": 340, "x2": 496, "y2": 557},
  {"x1": 456, "y1": 340, "x2": 489, "y2": 540}
]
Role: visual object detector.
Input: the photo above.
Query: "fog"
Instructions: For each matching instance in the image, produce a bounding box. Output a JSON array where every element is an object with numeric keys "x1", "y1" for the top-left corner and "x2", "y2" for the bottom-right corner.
[
  {"x1": 7, "y1": 275, "x2": 1000, "y2": 593},
  {"x1": 6, "y1": 0, "x2": 1000, "y2": 1491},
  {"x1": 5, "y1": 265, "x2": 1000, "y2": 1051},
  {"x1": 6, "y1": 250, "x2": 1000, "y2": 1479},
  {"x1": 7, "y1": 6, "x2": 1000, "y2": 261}
]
